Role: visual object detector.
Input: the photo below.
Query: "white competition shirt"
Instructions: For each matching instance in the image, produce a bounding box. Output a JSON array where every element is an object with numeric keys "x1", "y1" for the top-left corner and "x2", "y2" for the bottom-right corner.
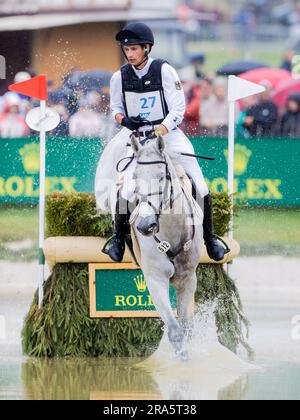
[{"x1": 110, "y1": 57, "x2": 186, "y2": 132}]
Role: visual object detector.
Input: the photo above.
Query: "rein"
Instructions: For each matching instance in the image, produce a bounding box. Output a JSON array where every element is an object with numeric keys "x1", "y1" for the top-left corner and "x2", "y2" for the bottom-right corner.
[
  {"x1": 116, "y1": 151, "x2": 215, "y2": 173},
  {"x1": 133, "y1": 156, "x2": 195, "y2": 263},
  {"x1": 115, "y1": 133, "x2": 208, "y2": 263},
  {"x1": 135, "y1": 157, "x2": 173, "y2": 213}
]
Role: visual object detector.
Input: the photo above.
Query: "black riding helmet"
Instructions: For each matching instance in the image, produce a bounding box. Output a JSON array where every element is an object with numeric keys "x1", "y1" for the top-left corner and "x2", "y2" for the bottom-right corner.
[
  {"x1": 116, "y1": 22, "x2": 155, "y2": 68},
  {"x1": 116, "y1": 22, "x2": 154, "y2": 46}
]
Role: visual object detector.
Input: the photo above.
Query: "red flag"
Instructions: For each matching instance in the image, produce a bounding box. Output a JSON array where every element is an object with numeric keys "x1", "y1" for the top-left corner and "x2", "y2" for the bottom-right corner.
[{"x1": 8, "y1": 74, "x2": 48, "y2": 100}]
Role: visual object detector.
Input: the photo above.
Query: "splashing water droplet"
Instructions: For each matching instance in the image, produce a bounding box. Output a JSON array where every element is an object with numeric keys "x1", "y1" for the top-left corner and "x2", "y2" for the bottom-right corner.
[{"x1": 136, "y1": 302, "x2": 258, "y2": 400}]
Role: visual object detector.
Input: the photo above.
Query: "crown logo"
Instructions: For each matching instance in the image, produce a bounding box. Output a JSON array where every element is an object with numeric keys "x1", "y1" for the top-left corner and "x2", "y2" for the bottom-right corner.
[
  {"x1": 19, "y1": 143, "x2": 42, "y2": 174},
  {"x1": 134, "y1": 274, "x2": 147, "y2": 293},
  {"x1": 224, "y1": 144, "x2": 252, "y2": 176}
]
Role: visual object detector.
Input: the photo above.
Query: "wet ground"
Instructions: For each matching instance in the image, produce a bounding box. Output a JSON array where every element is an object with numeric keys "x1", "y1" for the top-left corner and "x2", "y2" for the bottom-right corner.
[{"x1": 0, "y1": 257, "x2": 300, "y2": 400}]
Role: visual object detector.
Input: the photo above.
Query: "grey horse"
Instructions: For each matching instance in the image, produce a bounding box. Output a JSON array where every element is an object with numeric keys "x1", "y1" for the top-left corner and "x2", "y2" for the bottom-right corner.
[{"x1": 130, "y1": 134, "x2": 203, "y2": 359}]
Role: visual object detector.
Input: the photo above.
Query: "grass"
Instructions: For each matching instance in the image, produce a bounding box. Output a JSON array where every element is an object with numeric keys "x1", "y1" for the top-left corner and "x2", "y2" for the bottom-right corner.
[
  {"x1": 234, "y1": 207, "x2": 300, "y2": 256},
  {"x1": 0, "y1": 206, "x2": 38, "y2": 261},
  {"x1": 0, "y1": 206, "x2": 38, "y2": 243},
  {"x1": 0, "y1": 206, "x2": 299, "y2": 260},
  {"x1": 235, "y1": 208, "x2": 300, "y2": 244},
  {"x1": 188, "y1": 41, "x2": 287, "y2": 73}
]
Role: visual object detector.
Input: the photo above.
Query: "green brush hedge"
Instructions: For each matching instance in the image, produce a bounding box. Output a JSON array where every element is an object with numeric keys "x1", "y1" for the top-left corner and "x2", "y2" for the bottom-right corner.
[
  {"x1": 45, "y1": 191, "x2": 232, "y2": 238},
  {"x1": 22, "y1": 192, "x2": 251, "y2": 358}
]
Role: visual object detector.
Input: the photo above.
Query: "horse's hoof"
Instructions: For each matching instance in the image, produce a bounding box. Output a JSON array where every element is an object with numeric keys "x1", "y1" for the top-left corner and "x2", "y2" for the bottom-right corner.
[{"x1": 176, "y1": 350, "x2": 189, "y2": 362}]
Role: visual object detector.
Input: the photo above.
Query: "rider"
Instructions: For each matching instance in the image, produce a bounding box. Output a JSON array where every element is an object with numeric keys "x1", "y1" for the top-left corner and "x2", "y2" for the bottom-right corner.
[{"x1": 105, "y1": 22, "x2": 227, "y2": 263}]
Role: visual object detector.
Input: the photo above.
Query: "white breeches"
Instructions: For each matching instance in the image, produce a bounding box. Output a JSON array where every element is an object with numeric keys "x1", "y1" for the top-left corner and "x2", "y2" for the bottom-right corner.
[{"x1": 95, "y1": 127, "x2": 209, "y2": 214}]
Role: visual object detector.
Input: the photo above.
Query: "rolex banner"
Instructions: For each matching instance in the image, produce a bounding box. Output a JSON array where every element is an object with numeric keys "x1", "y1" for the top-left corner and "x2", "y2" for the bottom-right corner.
[
  {"x1": 0, "y1": 137, "x2": 104, "y2": 204},
  {"x1": 194, "y1": 137, "x2": 300, "y2": 207},
  {"x1": 0, "y1": 136, "x2": 299, "y2": 207},
  {"x1": 89, "y1": 263, "x2": 177, "y2": 318}
]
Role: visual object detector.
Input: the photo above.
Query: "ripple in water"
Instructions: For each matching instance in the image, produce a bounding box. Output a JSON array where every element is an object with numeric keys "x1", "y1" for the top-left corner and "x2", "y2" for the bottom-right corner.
[{"x1": 137, "y1": 302, "x2": 260, "y2": 400}]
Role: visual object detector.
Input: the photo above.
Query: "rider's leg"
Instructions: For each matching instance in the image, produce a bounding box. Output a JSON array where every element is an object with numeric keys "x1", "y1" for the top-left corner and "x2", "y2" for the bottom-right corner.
[
  {"x1": 164, "y1": 130, "x2": 229, "y2": 262},
  {"x1": 185, "y1": 172, "x2": 227, "y2": 261},
  {"x1": 203, "y1": 192, "x2": 228, "y2": 262},
  {"x1": 179, "y1": 155, "x2": 229, "y2": 262},
  {"x1": 107, "y1": 192, "x2": 131, "y2": 262},
  {"x1": 95, "y1": 127, "x2": 131, "y2": 214}
]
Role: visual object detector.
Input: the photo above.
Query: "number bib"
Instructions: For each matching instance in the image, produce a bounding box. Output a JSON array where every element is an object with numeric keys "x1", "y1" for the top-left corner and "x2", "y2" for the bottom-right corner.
[{"x1": 124, "y1": 90, "x2": 165, "y2": 122}]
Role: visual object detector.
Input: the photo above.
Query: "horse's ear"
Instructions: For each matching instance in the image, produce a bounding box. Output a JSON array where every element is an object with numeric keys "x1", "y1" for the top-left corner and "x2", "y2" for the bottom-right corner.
[
  {"x1": 131, "y1": 133, "x2": 141, "y2": 154},
  {"x1": 156, "y1": 134, "x2": 165, "y2": 154}
]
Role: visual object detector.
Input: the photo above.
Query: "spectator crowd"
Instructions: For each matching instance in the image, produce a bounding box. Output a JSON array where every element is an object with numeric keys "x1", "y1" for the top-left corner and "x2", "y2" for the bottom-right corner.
[
  {"x1": 1, "y1": 59, "x2": 300, "y2": 141},
  {"x1": 0, "y1": 70, "x2": 117, "y2": 142},
  {"x1": 180, "y1": 52, "x2": 300, "y2": 139}
]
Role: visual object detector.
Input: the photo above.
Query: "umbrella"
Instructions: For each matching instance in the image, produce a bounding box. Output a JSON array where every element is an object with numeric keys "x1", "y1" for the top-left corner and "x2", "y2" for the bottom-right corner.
[
  {"x1": 64, "y1": 70, "x2": 112, "y2": 93},
  {"x1": 272, "y1": 78, "x2": 300, "y2": 108},
  {"x1": 217, "y1": 60, "x2": 269, "y2": 76},
  {"x1": 240, "y1": 68, "x2": 292, "y2": 89}
]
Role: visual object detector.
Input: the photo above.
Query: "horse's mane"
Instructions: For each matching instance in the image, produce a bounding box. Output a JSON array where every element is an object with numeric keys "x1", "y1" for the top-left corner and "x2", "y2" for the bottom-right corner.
[
  {"x1": 138, "y1": 141, "x2": 184, "y2": 199},
  {"x1": 139, "y1": 141, "x2": 181, "y2": 170}
]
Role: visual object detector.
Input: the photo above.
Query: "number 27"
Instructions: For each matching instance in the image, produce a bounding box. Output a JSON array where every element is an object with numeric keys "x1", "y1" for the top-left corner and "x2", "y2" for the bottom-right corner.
[{"x1": 140, "y1": 96, "x2": 156, "y2": 109}]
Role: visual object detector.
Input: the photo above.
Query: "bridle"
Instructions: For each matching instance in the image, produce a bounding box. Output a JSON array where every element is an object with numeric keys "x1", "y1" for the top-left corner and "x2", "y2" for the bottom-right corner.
[
  {"x1": 115, "y1": 126, "x2": 214, "y2": 263},
  {"x1": 131, "y1": 155, "x2": 196, "y2": 263},
  {"x1": 135, "y1": 156, "x2": 174, "y2": 216}
]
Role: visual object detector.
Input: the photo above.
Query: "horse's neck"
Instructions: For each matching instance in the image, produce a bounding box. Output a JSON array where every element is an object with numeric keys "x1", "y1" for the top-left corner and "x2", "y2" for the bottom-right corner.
[
  {"x1": 160, "y1": 153, "x2": 192, "y2": 243},
  {"x1": 165, "y1": 152, "x2": 190, "y2": 209}
]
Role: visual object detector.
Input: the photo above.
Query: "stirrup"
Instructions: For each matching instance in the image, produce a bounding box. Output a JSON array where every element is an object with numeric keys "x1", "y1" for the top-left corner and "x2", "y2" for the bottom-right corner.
[
  {"x1": 213, "y1": 235, "x2": 231, "y2": 254},
  {"x1": 101, "y1": 235, "x2": 115, "y2": 255}
]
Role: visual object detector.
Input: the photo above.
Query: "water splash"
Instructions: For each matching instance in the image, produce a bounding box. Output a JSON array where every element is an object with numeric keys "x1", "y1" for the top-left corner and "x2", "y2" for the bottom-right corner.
[{"x1": 136, "y1": 302, "x2": 259, "y2": 400}]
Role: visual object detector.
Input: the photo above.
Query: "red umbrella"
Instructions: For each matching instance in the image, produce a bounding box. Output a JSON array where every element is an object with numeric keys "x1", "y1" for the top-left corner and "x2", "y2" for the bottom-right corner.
[
  {"x1": 240, "y1": 68, "x2": 292, "y2": 89},
  {"x1": 272, "y1": 78, "x2": 300, "y2": 108}
]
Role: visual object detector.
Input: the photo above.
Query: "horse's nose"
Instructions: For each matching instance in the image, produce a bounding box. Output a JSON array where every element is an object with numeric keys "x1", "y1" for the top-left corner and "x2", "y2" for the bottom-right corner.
[
  {"x1": 147, "y1": 222, "x2": 159, "y2": 234},
  {"x1": 137, "y1": 217, "x2": 159, "y2": 236}
]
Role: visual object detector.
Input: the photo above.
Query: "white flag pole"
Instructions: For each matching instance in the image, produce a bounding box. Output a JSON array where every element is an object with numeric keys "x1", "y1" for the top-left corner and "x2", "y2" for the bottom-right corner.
[
  {"x1": 228, "y1": 98, "x2": 236, "y2": 242},
  {"x1": 10, "y1": 75, "x2": 59, "y2": 309},
  {"x1": 227, "y1": 92, "x2": 236, "y2": 276},
  {"x1": 227, "y1": 76, "x2": 266, "y2": 276},
  {"x1": 38, "y1": 100, "x2": 46, "y2": 308}
]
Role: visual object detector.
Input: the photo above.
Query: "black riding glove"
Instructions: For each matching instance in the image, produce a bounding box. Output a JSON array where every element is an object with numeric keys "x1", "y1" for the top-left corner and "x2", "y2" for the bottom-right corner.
[{"x1": 121, "y1": 116, "x2": 144, "y2": 131}]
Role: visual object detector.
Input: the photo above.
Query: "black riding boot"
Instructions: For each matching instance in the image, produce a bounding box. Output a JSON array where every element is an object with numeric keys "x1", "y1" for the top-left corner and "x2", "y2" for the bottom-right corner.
[
  {"x1": 203, "y1": 193, "x2": 228, "y2": 262},
  {"x1": 107, "y1": 196, "x2": 130, "y2": 263},
  {"x1": 187, "y1": 174, "x2": 229, "y2": 262}
]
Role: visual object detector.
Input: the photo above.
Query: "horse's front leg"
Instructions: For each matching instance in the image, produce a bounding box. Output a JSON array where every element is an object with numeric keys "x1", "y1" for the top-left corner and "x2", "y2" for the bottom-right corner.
[
  {"x1": 142, "y1": 263, "x2": 185, "y2": 354},
  {"x1": 176, "y1": 272, "x2": 197, "y2": 337}
]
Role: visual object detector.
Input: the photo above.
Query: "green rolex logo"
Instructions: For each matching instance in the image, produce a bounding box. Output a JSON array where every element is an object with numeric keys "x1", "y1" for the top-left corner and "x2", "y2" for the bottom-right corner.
[
  {"x1": 224, "y1": 144, "x2": 252, "y2": 176},
  {"x1": 19, "y1": 143, "x2": 42, "y2": 174},
  {"x1": 134, "y1": 274, "x2": 147, "y2": 293}
]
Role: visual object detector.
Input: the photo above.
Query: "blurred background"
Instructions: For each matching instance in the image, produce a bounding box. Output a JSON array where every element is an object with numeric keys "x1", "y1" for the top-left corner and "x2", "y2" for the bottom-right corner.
[
  {"x1": 1, "y1": 0, "x2": 300, "y2": 139},
  {"x1": 0, "y1": 0, "x2": 299, "y2": 252}
]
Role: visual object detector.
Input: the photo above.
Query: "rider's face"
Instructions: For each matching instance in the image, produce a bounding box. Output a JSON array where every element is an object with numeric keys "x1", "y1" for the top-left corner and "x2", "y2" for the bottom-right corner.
[{"x1": 123, "y1": 45, "x2": 145, "y2": 66}]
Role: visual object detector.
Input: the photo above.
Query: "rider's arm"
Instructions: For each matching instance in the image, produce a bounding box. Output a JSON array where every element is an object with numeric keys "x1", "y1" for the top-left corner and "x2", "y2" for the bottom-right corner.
[
  {"x1": 110, "y1": 70, "x2": 125, "y2": 124},
  {"x1": 160, "y1": 64, "x2": 186, "y2": 133}
]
